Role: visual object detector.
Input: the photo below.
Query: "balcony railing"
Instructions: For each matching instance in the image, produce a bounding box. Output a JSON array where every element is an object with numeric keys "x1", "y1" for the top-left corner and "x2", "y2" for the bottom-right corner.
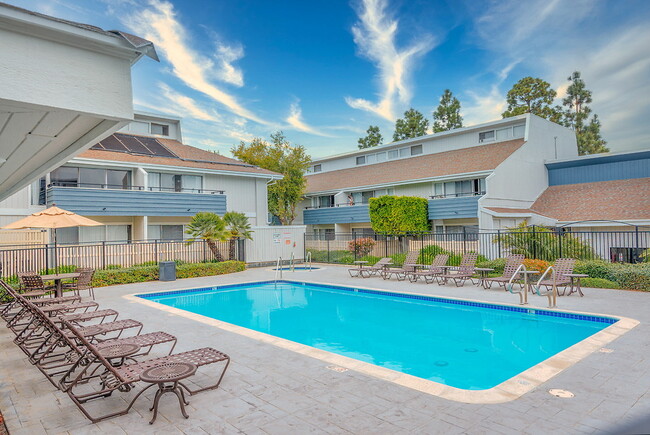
[
  {"x1": 47, "y1": 182, "x2": 225, "y2": 195},
  {"x1": 430, "y1": 191, "x2": 485, "y2": 199},
  {"x1": 305, "y1": 200, "x2": 371, "y2": 210}
]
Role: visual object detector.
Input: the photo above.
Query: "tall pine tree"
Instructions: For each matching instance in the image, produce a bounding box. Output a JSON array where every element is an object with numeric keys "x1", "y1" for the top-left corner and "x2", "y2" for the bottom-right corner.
[
  {"x1": 393, "y1": 108, "x2": 429, "y2": 141},
  {"x1": 561, "y1": 71, "x2": 608, "y2": 155},
  {"x1": 502, "y1": 77, "x2": 561, "y2": 121},
  {"x1": 357, "y1": 125, "x2": 383, "y2": 149},
  {"x1": 432, "y1": 89, "x2": 463, "y2": 132}
]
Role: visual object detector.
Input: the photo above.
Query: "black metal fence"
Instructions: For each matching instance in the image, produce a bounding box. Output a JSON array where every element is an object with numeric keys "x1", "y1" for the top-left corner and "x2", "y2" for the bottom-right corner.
[
  {"x1": 305, "y1": 228, "x2": 650, "y2": 266},
  {"x1": 0, "y1": 239, "x2": 244, "y2": 281}
]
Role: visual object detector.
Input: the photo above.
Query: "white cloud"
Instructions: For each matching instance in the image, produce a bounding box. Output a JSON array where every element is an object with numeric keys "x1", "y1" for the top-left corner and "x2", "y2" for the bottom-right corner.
[
  {"x1": 461, "y1": 62, "x2": 517, "y2": 125},
  {"x1": 213, "y1": 42, "x2": 244, "y2": 87},
  {"x1": 345, "y1": 0, "x2": 435, "y2": 121},
  {"x1": 123, "y1": 0, "x2": 270, "y2": 125},
  {"x1": 285, "y1": 102, "x2": 334, "y2": 137},
  {"x1": 159, "y1": 83, "x2": 220, "y2": 122}
]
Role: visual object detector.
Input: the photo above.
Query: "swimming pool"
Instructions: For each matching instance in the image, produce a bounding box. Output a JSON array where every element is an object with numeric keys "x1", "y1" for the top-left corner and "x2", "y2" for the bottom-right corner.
[
  {"x1": 138, "y1": 280, "x2": 619, "y2": 391},
  {"x1": 273, "y1": 266, "x2": 320, "y2": 271}
]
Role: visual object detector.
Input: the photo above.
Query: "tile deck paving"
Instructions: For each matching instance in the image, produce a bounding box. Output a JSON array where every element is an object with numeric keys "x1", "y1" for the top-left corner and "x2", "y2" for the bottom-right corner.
[{"x1": 1, "y1": 264, "x2": 649, "y2": 434}]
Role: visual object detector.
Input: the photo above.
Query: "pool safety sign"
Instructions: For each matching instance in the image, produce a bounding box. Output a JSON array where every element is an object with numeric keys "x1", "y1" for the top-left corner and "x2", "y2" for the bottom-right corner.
[
  {"x1": 273, "y1": 233, "x2": 281, "y2": 244},
  {"x1": 284, "y1": 232, "x2": 292, "y2": 245}
]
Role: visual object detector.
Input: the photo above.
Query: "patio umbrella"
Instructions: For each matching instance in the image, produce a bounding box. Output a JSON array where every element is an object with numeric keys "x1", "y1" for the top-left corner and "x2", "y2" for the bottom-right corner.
[{"x1": 2, "y1": 205, "x2": 103, "y2": 273}]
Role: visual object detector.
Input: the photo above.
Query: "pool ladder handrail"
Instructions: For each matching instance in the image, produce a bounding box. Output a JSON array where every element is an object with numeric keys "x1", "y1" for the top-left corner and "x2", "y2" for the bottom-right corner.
[
  {"x1": 505, "y1": 264, "x2": 527, "y2": 305},
  {"x1": 275, "y1": 257, "x2": 283, "y2": 282},
  {"x1": 290, "y1": 252, "x2": 295, "y2": 272},
  {"x1": 533, "y1": 266, "x2": 557, "y2": 308},
  {"x1": 306, "y1": 251, "x2": 312, "y2": 271}
]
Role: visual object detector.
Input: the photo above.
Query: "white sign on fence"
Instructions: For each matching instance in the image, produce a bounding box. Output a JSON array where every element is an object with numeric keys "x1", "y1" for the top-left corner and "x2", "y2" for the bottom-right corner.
[{"x1": 245, "y1": 225, "x2": 306, "y2": 263}]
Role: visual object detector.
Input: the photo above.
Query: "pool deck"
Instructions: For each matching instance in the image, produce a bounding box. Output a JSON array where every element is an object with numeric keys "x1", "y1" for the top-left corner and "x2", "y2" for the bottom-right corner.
[{"x1": 1, "y1": 264, "x2": 649, "y2": 434}]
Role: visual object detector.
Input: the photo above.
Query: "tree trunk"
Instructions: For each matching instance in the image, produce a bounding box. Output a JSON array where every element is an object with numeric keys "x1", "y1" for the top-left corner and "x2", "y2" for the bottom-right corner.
[
  {"x1": 229, "y1": 238, "x2": 236, "y2": 260},
  {"x1": 206, "y1": 240, "x2": 224, "y2": 262}
]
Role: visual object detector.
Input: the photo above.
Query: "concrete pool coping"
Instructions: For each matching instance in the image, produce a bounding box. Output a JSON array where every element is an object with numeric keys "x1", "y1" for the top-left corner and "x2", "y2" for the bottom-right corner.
[{"x1": 126, "y1": 279, "x2": 639, "y2": 405}]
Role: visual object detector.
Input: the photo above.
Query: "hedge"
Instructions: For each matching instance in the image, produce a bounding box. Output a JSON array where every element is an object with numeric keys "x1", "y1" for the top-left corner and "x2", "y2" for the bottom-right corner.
[
  {"x1": 91, "y1": 261, "x2": 245, "y2": 287},
  {"x1": 369, "y1": 196, "x2": 430, "y2": 233}
]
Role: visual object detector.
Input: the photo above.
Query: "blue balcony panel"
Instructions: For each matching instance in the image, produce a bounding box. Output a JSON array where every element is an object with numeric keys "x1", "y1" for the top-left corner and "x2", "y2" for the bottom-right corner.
[
  {"x1": 428, "y1": 196, "x2": 479, "y2": 220},
  {"x1": 303, "y1": 205, "x2": 370, "y2": 225},
  {"x1": 47, "y1": 187, "x2": 226, "y2": 216},
  {"x1": 546, "y1": 150, "x2": 650, "y2": 186}
]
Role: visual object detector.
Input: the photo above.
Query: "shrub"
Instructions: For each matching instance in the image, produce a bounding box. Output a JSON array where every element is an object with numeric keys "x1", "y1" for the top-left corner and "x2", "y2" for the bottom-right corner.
[
  {"x1": 574, "y1": 260, "x2": 612, "y2": 280},
  {"x1": 38, "y1": 265, "x2": 77, "y2": 275},
  {"x1": 348, "y1": 238, "x2": 376, "y2": 257},
  {"x1": 105, "y1": 264, "x2": 122, "y2": 270},
  {"x1": 523, "y1": 258, "x2": 550, "y2": 273},
  {"x1": 609, "y1": 263, "x2": 650, "y2": 291},
  {"x1": 358, "y1": 255, "x2": 381, "y2": 265},
  {"x1": 477, "y1": 258, "x2": 507, "y2": 275},
  {"x1": 496, "y1": 223, "x2": 598, "y2": 261},
  {"x1": 369, "y1": 196, "x2": 430, "y2": 233},
  {"x1": 581, "y1": 278, "x2": 620, "y2": 289},
  {"x1": 92, "y1": 261, "x2": 245, "y2": 287}
]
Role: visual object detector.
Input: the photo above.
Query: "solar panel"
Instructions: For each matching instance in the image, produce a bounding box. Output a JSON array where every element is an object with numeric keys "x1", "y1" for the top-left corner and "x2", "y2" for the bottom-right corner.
[
  {"x1": 135, "y1": 136, "x2": 177, "y2": 158},
  {"x1": 117, "y1": 134, "x2": 151, "y2": 155},
  {"x1": 94, "y1": 135, "x2": 128, "y2": 152}
]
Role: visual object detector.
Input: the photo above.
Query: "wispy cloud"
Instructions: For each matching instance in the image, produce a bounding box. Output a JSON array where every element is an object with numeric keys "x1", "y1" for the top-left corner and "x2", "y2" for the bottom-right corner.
[
  {"x1": 285, "y1": 102, "x2": 333, "y2": 137},
  {"x1": 461, "y1": 61, "x2": 518, "y2": 125},
  {"x1": 159, "y1": 83, "x2": 220, "y2": 122},
  {"x1": 345, "y1": 0, "x2": 435, "y2": 121},
  {"x1": 123, "y1": 0, "x2": 270, "y2": 125}
]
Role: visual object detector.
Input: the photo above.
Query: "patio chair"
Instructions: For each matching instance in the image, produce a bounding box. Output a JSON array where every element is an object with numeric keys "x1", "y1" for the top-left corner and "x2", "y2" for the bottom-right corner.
[
  {"x1": 63, "y1": 267, "x2": 95, "y2": 299},
  {"x1": 61, "y1": 318, "x2": 229, "y2": 423},
  {"x1": 437, "y1": 252, "x2": 479, "y2": 286},
  {"x1": 536, "y1": 258, "x2": 576, "y2": 295},
  {"x1": 482, "y1": 254, "x2": 525, "y2": 289},
  {"x1": 381, "y1": 251, "x2": 420, "y2": 281},
  {"x1": 407, "y1": 254, "x2": 449, "y2": 283},
  {"x1": 19, "y1": 272, "x2": 54, "y2": 298},
  {"x1": 350, "y1": 257, "x2": 391, "y2": 278}
]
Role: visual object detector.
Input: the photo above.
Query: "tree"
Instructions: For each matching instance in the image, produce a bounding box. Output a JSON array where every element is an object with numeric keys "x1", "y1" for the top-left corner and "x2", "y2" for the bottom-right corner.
[
  {"x1": 357, "y1": 125, "x2": 383, "y2": 149},
  {"x1": 223, "y1": 211, "x2": 253, "y2": 260},
  {"x1": 502, "y1": 77, "x2": 560, "y2": 121},
  {"x1": 393, "y1": 108, "x2": 429, "y2": 141},
  {"x1": 561, "y1": 71, "x2": 609, "y2": 155},
  {"x1": 185, "y1": 212, "x2": 228, "y2": 261},
  {"x1": 232, "y1": 131, "x2": 311, "y2": 225},
  {"x1": 432, "y1": 89, "x2": 463, "y2": 132}
]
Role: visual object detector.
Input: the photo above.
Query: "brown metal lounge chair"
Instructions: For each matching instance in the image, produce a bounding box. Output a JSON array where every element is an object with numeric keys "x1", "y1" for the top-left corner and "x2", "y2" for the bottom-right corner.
[
  {"x1": 381, "y1": 251, "x2": 419, "y2": 281},
  {"x1": 536, "y1": 258, "x2": 576, "y2": 295},
  {"x1": 19, "y1": 273, "x2": 54, "y2": 298},
  {"x1": 63, "y1": 267, "x2": 95, "y2": 300},
  {"x1": 407, "y1": 254, "x2": 449, "y2": 283},
  {"x1": 438, "y1": 252, "x2": 479, "y2": 286},
  {"x1": 482, "y1": 254, "x2": 525, "y2": 289},
  {"x1": 61, "y1": 318, "x2": 229, "y2": 423},
  {"x1": 350, "y1": 257, "x2": 392, "y2": 278}
]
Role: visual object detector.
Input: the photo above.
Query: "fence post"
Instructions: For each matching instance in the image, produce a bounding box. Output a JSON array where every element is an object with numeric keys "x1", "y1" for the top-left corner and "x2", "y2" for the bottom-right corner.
[
  {"x1": 327, "y1": 238, "x2": 330, "y2": 263},
  {"x1": 531, "y1": 225, "x2": 537, "y2": 259},
  {"x1": 557, "y1": 229, "x2": 563, "y2": 259},
  {"x1": 202, "y1": 240, "x2": 206, "y2": 262},
  {"x1": 353, "y1": 232, "x2": 357, "y2": 261},
  {"x1": 101, "y1": 241, "x2": 106, "y2": 270},
  {"x1": 462, "y1": 227, "x2": 467, "y2": 254},
  {"x1": 303, "y1": 232, "x2": 306, "y2": 262},
  {"x1": 238, "y1": 238, "x2": 246, "y2": 262},
  {"x1": 154, "y1": 239, "x2": 158, "y2": 263},
  {"x1": 635, "y1": 226, "x2": 640, "y2": 263},
  {"x1": 497, "y1": 230, "x2": 502, "y2": 258}
]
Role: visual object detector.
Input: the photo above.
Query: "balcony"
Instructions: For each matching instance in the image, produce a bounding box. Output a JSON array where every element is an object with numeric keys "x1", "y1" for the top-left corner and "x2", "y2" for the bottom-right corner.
[
  {"x1": 46, "y1": 183, "x2": 227, "y2": 216},
  {"x1": 303, "y1": 203, "x2": 370, "y2": 225},
  {"x1": 428, "y1": 193, "x2": 482, "y2": 220}
]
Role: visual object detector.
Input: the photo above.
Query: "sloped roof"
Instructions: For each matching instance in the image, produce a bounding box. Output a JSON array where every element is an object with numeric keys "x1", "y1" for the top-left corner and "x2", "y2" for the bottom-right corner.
[
  {"x1": 529, "y1": 178, "x2": 650, "y2": 222},
  {"x1": 77, "y1": 134, "x2": 280, "y2": 177},
  {"x1": 306, "y1": 139, "x2": 525, "y2": 193}
]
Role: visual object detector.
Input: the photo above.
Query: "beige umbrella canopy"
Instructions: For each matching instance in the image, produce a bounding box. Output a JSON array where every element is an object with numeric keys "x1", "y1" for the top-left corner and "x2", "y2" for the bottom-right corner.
[{"x1": 2, "y1": 205, "x2": 102, "y2": 230}]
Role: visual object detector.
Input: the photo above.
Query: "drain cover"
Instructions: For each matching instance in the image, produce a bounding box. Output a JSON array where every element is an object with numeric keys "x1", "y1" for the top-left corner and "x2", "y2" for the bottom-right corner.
[
  {"x1": 434, "y1": 361, "x2": 449, "y2": 367},
  {"x1": 326, "y1": 365, "x2": 348, "y2": 373},
  {"x1": 549, "y1": 389, "x2": 574, "y2": 398},
  {"x1": 599, "y1": 348, "x2": 614, "y2": 353}
]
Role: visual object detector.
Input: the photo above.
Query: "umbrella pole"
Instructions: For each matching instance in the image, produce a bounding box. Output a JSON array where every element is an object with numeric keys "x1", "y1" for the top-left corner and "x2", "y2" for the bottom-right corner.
[{"x1": 54, "y1": 228, "x2": 58, "y2": 275}]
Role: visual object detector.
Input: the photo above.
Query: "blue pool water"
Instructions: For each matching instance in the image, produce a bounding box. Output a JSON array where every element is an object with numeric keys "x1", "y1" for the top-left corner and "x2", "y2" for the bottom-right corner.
[{"x1": 140, "y1": 280, "x2": 616, "y2": 390}]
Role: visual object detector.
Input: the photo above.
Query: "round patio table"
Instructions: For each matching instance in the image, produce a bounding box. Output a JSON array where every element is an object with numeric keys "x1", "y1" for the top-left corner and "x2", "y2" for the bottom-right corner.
[{"x1": 140, "y1": 362, "x2": 197, "y2": 424}]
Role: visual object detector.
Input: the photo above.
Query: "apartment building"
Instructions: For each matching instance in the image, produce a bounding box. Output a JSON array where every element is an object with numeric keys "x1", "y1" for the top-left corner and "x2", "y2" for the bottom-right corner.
[
  {"x1": 296, "y1": 114, "x2": 579, "y2": 238},
  {"x1": 0, "y1": 112, "x2": 282, "y2": 244}
]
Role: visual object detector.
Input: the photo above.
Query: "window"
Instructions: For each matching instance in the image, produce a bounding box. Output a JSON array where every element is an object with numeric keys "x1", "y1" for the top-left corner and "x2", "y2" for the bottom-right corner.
[
  {"x1": 30, "y1": 177, "x2": 46, "y2": 205},
  {"x1": 182, "y1": 175, "x2": 202, "y2": 192},
  {"x1": 411, "y1": 145, "x2": 423, "y2": 155},
  {"x1": 106, "y1": 169, "x2": 130, "y2": 189},
  {"x1": 376, "y1": 152, "x2": 386, "y2": 162},
  {"x1": 149, "y1": 172, "x2": 201, "y2": 192},
  {"x1": 313, "y1": 164, "x2": 322, "y2": 173},
  {"x1": 388, "y1": 150, "x2": 399, "y2": 159},
  {"x1": 150, "y1": 123, "x2": 169, "y2": 136},
  {"x1": 79, "y1": 168, "x2": 106, "y2": 188},
  {"x1": 50, "y1": 166, "x2": 78, "y2": 186},
  {"x1": 352, "y1": 228, "x2": 374, "y2": 237},
  {"x1": 513, "y1": 124, "x2": 525, "y2": 137},
  {"x1": 318, "y1": 195, "x2": 334, "y2": 208},
  {"x1": 161, "y1": 225, "x2": 184, "y2": 241},
  {"x1": 366, "y1": 154, "x2": 377, "y2": 164},
  {"x1": 399, "y1": 148, "x2": 409, "y2": 157},
  {"x1": 496, "y1": 127, "x2": 511, "y2": 140},
  {"x1": 356, "y1": 156, "x2": 366, "y2": 165},
  {"x1": 478, "y1": 130, "x2": 495, "y2": 143}
]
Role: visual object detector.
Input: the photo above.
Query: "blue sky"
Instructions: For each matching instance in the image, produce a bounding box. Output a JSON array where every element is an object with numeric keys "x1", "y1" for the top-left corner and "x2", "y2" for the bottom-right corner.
[{"x1": 14, "y1": 0, "x2": 650, "y2": 158}]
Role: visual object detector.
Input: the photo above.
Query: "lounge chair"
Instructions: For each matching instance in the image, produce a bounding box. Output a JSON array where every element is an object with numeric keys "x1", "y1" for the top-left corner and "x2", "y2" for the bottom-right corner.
[
  {"x1": 482, "y1": 254, "x2": 525, "y2": 289},
  {"x1": 536, "y1": 258, "x2": 576, "y2": 295},
  {"x1": 438, "y1": 252, "x2": 479, "y2": 286},
  {"x1": 61, "y1": 318, "x2": 229, "y2": 423},
  {"x1": 63, "y1": 267, "x2": 95, "y2": 299},
  {"x1": 407, "y1": 254, "x2": 449, "y2": 283},
  {"x1": 381, "y1": 251, "x2": 420, "y2": 281},
  {"x1": 19, "y1": 273, "x2": 54, "y2": 298},
  {"x1": 350, "y1": 257, "x2": 391, "y2": 277}
]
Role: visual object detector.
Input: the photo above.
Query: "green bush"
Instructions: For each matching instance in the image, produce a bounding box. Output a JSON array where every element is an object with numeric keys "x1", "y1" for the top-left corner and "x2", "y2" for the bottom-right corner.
[
  {"x1": 477, "y1": 258, "x2": 507, "y2": 274},
  {"x1": 574, "y1": 260, "x2": 612, "y2": 280},
  {"x1": 92, "y1": 261, "x2": 245, "y2": 287},
  {"x1": 609, "y1": 263, "x2": 650, "y2": 291},
  {"x1": 581, "y1": 278, "x2": 620, "y2": 289},
  {"x1": 38, "y1": 265, "x2": 77, "y2": 275},
  {"x1": 369, "y1": 196, "x2": 430, "y2": 233}
]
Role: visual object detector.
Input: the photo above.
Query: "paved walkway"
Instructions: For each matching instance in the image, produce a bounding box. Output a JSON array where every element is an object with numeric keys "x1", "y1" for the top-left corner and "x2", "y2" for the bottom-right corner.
[{"x1": 1, "y1": 265, "x2": 649, "y2": 434}]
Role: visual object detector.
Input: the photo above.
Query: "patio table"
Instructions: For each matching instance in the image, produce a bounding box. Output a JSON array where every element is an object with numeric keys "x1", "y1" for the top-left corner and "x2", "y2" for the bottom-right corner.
[
  {"x1": 563, "y1": 273, "x2": 589, "y2": 297},
  {"x1": 40, "y1": 272, "x2": 80, "y2": 298},
  {"x1": 473, "y1": 267, "x2": 495, "y2": 288}
]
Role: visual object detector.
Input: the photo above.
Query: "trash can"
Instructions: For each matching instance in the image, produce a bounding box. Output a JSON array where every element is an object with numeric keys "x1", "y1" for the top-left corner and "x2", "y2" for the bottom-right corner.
[{"x1": 159, "y1": 261, "x2": 176, "y2": 281}]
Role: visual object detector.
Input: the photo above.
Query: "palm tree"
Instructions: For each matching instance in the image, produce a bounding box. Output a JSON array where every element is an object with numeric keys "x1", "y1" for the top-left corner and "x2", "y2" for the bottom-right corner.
[
  {"x1": 223, "y1": 211, "x2": 253, "y2": 260},
  {"x1": 185, "y1": 212, "x2": 229, "y2": 261}
]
